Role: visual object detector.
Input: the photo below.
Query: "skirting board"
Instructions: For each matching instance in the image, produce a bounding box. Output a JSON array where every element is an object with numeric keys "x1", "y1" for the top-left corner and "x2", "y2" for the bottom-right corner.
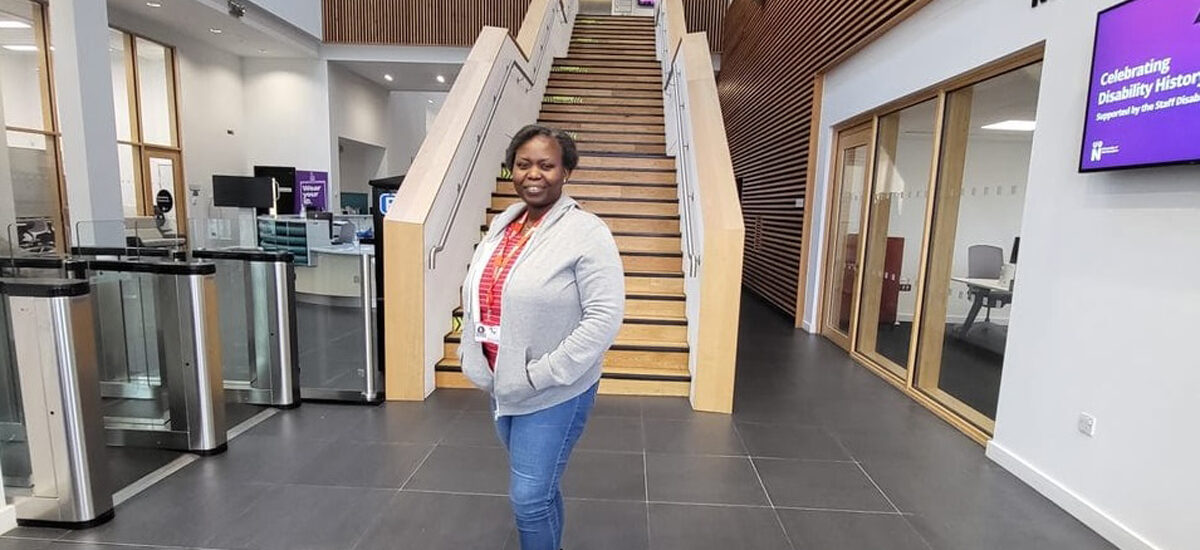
[
  {"x1": 0, "y1": 503, "x2": 15, "y2": 535},
  {"x1": 986, "y1": 441, "x2": 1160, "y2": 550}
]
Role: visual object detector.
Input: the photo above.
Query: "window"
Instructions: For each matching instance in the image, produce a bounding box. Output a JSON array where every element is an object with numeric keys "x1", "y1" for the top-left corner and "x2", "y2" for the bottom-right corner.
[
  {"x1": 110, "y1": 28, "x2": 186, "y2": 239},
  {"x1": 0, "y1": 0, "x2": 65, "y2": 254}
]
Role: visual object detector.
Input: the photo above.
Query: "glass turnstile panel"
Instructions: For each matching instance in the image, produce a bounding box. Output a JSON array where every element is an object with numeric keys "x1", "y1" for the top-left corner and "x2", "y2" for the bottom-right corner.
[
  {"x1": 90, "y1": 270, "x2": 171, "y2": 430},
  {"x1": 295, "y1": 250, "x2": 378, "y2": 400},
  {"x1": 0, "y1": 297, "x2": 31, "y2": 493}
]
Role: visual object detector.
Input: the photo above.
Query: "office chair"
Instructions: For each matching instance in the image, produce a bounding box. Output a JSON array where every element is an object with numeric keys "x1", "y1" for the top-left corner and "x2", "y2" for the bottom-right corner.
[{"x1": 967, "y1": 244, "x2": 1006, "y2": 323}]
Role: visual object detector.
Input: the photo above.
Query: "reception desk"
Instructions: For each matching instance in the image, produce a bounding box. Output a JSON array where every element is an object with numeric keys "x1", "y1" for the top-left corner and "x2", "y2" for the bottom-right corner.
[{"x1": 294, "y1": 243, "x2": 375, "y2": 303}]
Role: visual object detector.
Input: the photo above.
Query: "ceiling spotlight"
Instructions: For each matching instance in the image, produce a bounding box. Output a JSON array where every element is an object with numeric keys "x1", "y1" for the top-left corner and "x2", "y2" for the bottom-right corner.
[
  {"x1": 436, "y1": 74, "x2": 445, "y2": 83},
  {"x1": 2, "y1": 45, "x2": 38, "y2": 52},
  {"x1": 384, "y1": 74, "x2": 394, "y2": 82},
  {"x1": 427, "y1": 99, "x2": 434, "y2": 104},
  {"x1": 0, "y1": 21, "x2": 31, "y2": 29},
  {"x1": 209, "y1": 28, "x2": 223, "y2": 34},
  {"x1": 145, "y1": 1, "x2": 162, "y2": 7},
  {"x1": 981, "y1": 119, "x2": 1036, "y2": 132}
]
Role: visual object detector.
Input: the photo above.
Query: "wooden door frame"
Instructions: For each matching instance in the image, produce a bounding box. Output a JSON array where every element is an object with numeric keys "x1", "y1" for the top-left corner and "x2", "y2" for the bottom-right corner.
[
  {"x1": 141, "y1": 147, "x2": 187, "y2": 238},
  {"x1": 818, "y1": 122, "x2": 874, "y2": 351}
]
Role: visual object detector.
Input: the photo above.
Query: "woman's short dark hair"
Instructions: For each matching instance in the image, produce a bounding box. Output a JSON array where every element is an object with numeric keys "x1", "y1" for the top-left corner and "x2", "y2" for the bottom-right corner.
[{"x1": 505, "y1": 124, "x2": 579, "y2": 172}]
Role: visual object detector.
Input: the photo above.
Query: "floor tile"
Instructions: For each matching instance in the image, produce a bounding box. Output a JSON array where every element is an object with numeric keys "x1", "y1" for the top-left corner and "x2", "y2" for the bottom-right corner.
[
  {"x1": 404, "y1": 444, "x2": 510, "y2": 495},
  {"x1": 755, "y1": 458, "x2": 894, "y2": 512},
  {"x1": 0, "y1": 528, "x2": 67, "y2": 541},
  {"x1": 62, "y1": 466, "x2": 272, "y2": 547},
  {"x1": 440, "y1": 412, "x2": 503, "y2": 447},
  {"x1": 290, "y1": 440, "x2": 433, "y2": 488},
  {"x1": 590, "y1": 395, "x2": 644, "y2": 418},
  {"x1": 0, "y1": 539, "x2": 50, "y2": 550},
  {"x1": 576, "y1": 415, "x2": 643, "y2": 452},
  {"x1": 778, "y1": 509, "x2": 929, "y2": 550},
  {"x1": 646, "y1": 454, "x2": 767, "y2": 505},
  {"x1": 639, "y1": 397, "x2": 695, "y2": 420},
  {"x1": 643, "y1": 416, "x2": 747, "y2": 456},
  {"x1": 500, "y1": 499, "x2": 649, "y2": 550},
  {"x1": 562, "y1": 450, "x2": 646, "y2": 501},
  {"x1": 423, "y1": 388, "x2": 493, "y2": 412},
  {"x1": 349, "y1": 402, "x2": 461, "y2": 444},
  {"x1": 206, "y1": 484, "x2": 394, "y2": 550},
  {"x1": 356, "y1": 491, "x2": 512, "y2": 550},
  {"x1": 735, "y1": 421, "x2": 851, "y2": 461},
  {"x1": 247, "y1": 403, "x2": 363, "y2": 441},
  {"x1": 648, "y1": 503, "x2": 790, "y2": 550},
  {"x1": 198, "y1": 433, "x2": 336, "y2": 484}
]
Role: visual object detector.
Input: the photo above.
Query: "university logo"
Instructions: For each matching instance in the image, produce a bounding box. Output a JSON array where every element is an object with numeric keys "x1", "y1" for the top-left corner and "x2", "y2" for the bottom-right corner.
[{"x1": 1091, "y1": 141, "x2": 1104, "y2": 162}]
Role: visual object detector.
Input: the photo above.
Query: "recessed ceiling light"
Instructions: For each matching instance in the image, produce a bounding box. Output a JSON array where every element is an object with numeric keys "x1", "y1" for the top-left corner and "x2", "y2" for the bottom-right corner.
[
  {"x1": 258, "y1": 48, "x2": 268, "y2": 54},
  {"x1": 2, "y1": 45, "x2": 38, "y2": 52},
  {"x1": 383, "y1": 74, "x2": 394, "y2": 82},
  {"x1": 436, "y1": 74, "x2": 445, "y2": 84},
  {"x1": 0, "y1": 21, "x2": 31, "y2": 29},
  {"x1": 981, "y1": 119, "x2": 1036, "y2": 132},
  {"x1": 146, "y1": 1, "x2": 162, "y2": 8},
  {"x1": 427, "y1": 99, "x2": 434, "y2": 104},
  {"x1": 209, "y1": 28, "x2": 223, "y2": 34}
]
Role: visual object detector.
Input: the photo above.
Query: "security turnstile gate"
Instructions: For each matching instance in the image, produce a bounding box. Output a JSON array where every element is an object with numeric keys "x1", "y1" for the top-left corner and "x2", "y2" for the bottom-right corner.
[
  {"x1": 86, "y1": 260, "x2": 227, "y2": 454},
  {"x1": 0, "y1": 278, "x2": 113, "y2": 527},
  {"x1": 192, "y1": 249, "x2": 299, "y2": 408}
]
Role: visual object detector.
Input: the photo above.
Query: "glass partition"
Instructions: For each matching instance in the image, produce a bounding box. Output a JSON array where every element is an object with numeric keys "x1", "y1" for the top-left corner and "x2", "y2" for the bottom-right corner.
[
  {"x1": 91, "y1": 269, "x2": 172, "y2": 430},
  {"x1": 915, "y1": 63, "x2": 1043, "y2": 429},
  {"x1": 854, "y1": 99, "x2": 939, "y2": 377},
  {"x1": 0, "y1": 295, "x2": 30, "y2": 493}
]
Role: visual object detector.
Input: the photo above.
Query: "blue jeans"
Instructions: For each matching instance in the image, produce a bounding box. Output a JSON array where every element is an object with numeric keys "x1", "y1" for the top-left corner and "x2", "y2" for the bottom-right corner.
[{"x1": 495, "y1": 383, "x2": 598, "y2": 550}]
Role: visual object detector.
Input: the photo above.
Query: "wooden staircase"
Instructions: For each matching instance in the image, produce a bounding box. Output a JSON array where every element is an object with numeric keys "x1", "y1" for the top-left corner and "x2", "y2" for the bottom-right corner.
[{"x1": 435, "y1": 15, "x2": 691, "y2": 396}]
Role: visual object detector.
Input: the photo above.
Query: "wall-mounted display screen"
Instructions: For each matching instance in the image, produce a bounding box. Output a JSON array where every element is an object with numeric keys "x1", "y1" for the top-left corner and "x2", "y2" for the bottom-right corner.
[{"x1": 1080, "y1": 0, "x2": 1200, "y2": 172}]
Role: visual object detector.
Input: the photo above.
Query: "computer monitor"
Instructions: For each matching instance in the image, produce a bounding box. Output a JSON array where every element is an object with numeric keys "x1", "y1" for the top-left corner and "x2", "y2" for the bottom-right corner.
[{"x1": 212, "y1": 175, "x2": 274, "y2": 208}]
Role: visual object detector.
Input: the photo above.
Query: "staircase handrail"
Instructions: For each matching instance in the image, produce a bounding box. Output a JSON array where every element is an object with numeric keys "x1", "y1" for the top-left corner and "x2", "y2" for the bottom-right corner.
[
  {"x1": 656, "y1": 0, "x2": 745, "y2": 413},
  {"x1": 382, "y1": 0, "x2": 576, "y2": 400}
]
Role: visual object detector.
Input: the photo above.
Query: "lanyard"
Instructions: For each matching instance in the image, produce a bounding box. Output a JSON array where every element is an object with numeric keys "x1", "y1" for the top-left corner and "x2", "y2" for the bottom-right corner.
[{"x1": 483, "y1": 213, "x2": 540, "y2": 314}]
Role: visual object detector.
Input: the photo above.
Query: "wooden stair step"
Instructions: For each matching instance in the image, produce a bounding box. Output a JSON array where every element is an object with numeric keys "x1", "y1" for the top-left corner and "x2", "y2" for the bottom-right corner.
[
  {"x1": 438, "y1": 346, "x2": 687, "y2": 370},
  {"x1": 576, "y1": 155, "x2": 673, "y2": 170},
  {"x1": 622, "y1": 252, "x2": 683, "y2": 274},
  {"x1": 444, "y1": 328, "x2": 685, "y2": 352},
  {"x1": 433, "y1": 360, "x2": 692, "y2": 393},
  {"x1": 540, "y1": 111, "x2": 664, "y2": 125},
  {"x1": 491, "y1": 195, "x2": 677, "y2": 215},
  {"x1": 626, "y1": 273, "x2": 685, "y2": 295},
  {"x1": 559, "y1": 58, "x2": 662, "y2": 69},
  {"x1": 549, "y1": 73, "x2": 662, "y2": 84},
  {"x1": 489, "y1": 210, "x2": 678, "y2": 233},
  {"x1": 541, "y1": 103, "x2": 663, "y2": 116},
  {"x1": 575, "y1": 22, "x2": 656, "y2": 31},
  {"x1": 614, "y1": 234, "x2": 681, "y2": 253},
  {"x1": 566, "y1": 49, "x2": 659, "y2": 61},
  {"x1": 568, "y1": 167, "x2": 675, "y2": 183},
  {"x1": 544, "y1": 95, "x2": 662, "y2": 107},
  {"x1": 573, "y1": 32, "x2": 656, "y2": 41},
  {"x1": 576, "y1": 142, "x2": 668, "y2": 155},
  {"x1": 576, "y1": 16, "x2": 656, "y2": 25},
  {"x1": 545, "y1": 87, "x2": 661, "y2": 99},
  {"x1": 552, "y1": 65, "x2": 661, "y2": 77},
  {"x1": 545, "y1": 120, "x2": 665, "y2": 134}
]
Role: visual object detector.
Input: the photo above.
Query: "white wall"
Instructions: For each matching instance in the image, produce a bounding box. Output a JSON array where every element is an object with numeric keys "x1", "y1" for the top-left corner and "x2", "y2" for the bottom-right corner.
[
  {"x1": 248, "y1": 0, "x2": 322, "y2": 39},
  {"x1": 242, "y1": 57, "x2": 332, "y2": 174},
  {"x1": 810, "y1": 1, "x2": 1200, "y2": 549},
  {"x1": 387, "y1": 91, "x2": 447, "y2": 176},
  {"x1": 337, "y1": 137, "x2": 386, "y2": 197},
  {"x1": 328, "y1": 63, "x2": 389, "y2": 206}
]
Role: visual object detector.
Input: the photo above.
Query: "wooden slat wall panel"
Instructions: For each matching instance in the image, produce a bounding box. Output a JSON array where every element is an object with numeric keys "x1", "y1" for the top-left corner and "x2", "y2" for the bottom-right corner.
[
  {"x1": 717, "y1": 0, "x2": 928, "y2": 316},
  {"x1": 684, "y1": 0, "x2": 725, "y2": 52},
  {"x1": 323, "y1": 0, "x2": 529, "y2": 45}
]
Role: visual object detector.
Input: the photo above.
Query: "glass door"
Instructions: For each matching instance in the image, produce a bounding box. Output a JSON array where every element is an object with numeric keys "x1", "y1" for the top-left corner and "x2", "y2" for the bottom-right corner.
[
  {"x1": 820, "y1": 124, "x2": 872, "y2": 350},
  {"x1": 854, "y1": 99, "x2": 939, "y2": 378},
  {"x1": 141, "y1": 148, "x2": 186, "y2": 244}
]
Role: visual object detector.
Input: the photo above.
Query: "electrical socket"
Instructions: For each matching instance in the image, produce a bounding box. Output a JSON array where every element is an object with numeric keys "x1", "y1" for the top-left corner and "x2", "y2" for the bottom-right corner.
[{"x1": 1077, "y1": 413, "x2": 1096, "y2": 437}]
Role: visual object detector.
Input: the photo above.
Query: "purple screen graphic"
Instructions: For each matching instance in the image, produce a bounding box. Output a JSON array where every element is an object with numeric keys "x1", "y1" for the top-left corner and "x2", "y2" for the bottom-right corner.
[{"x1": 1080, "y1": 0, "x2": 1200, "y2": 171}]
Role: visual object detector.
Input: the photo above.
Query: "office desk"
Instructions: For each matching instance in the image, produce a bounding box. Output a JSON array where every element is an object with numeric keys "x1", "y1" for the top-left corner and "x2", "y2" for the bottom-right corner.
[{"x1": 951, "y1": 277, "x2": 1012, "y2": 335}]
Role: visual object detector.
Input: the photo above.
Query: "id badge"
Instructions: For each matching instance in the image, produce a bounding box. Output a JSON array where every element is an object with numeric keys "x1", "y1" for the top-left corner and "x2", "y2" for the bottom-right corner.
[{"x1": 476, "y1": 324, "x2": 500, "y2": 344}]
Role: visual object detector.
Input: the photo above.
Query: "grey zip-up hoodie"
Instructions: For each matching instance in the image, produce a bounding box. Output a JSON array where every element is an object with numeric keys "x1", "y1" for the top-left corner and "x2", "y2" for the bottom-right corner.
[{"x1": 458, "y1": 194, "x2": 625, "y2": 417}]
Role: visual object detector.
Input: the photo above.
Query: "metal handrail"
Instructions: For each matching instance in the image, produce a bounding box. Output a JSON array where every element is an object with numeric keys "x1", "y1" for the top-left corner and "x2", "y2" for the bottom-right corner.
[
  {"x1": 427, "y1": 1, "x2": 562, "y2": 270},
  {"x1": 659, "y1": 9, "x2": 700, "y2": 277}
]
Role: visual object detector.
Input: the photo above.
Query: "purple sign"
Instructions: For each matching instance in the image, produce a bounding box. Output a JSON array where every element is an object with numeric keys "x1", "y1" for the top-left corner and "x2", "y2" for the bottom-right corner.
[
  {"x1": 295, "y1": 170, "x2": 329, "y2": 212},
  {"x1": 1080, "y1": 0, "x2": 1200, "y2": 172}
]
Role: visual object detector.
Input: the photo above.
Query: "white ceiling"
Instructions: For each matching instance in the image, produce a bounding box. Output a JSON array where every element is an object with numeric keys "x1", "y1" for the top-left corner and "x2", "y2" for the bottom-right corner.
[
  {"x1": 106, "y1": 0, "x2": 317, "y2": 58},
  {"x1": 334, "y1": 60, "x2": 461, "y2": 92},
  {"x1": 900, "y1": 63, "x2": 1044, "y2": 139}
]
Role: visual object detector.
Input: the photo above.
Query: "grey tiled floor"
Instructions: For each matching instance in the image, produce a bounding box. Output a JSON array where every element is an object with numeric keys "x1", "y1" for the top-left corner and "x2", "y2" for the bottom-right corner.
[{"x1": 1, "y1": 293, "x2": 1114, "y2": 549}]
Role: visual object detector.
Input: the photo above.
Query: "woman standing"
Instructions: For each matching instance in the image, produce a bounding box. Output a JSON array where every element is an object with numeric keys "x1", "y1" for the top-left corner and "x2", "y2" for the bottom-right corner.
[{"x1": 459, "y1": 124, "x2": 625, "y2": 550}]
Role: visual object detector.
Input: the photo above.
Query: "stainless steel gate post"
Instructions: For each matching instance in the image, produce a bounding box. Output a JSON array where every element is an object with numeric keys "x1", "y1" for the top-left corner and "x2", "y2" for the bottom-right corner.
[
  {"x1": 360, "y1": 252, "x2": 381, "y2": 403},
  {"x1": 0, "y1": 279, "x2": 113, "y2": 528}
]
